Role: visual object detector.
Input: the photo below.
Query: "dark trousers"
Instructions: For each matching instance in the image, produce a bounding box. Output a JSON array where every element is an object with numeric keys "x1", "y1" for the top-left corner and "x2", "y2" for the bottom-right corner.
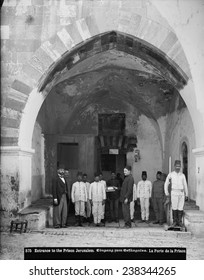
[
  {"x1": 152, "y1": 197, "x2": 164, "y2": 222},
  {"x1": 122, "y1": 202, "x2": 131, "y2": 227},
  {"x1": 110, "y1": 198, "x2": 119, "y2": 220},
  {"x1": 53, "y1": 194, "x2": 68, "y2": 227},
  {"x1": 66, "y1": 199, "x2": 70, "y2": 224}
]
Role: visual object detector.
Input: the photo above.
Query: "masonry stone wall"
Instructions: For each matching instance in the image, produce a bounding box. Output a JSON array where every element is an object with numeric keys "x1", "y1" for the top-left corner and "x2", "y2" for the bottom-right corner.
[{"x1": 31, "y1": 122, "x2": 45, "y2": 202}]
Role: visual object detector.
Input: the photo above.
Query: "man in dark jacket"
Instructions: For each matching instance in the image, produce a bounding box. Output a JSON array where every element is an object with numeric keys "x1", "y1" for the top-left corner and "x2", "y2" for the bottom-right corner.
[
  {"x1": 152, "y1": 171, "x2": 165, "y2": 225},
  {"x1": 52, "y1": 164, "x2": 68, "y2": 228},
  {"x1": 120, "y1": 165, "x2": 134, "y2": 228}
]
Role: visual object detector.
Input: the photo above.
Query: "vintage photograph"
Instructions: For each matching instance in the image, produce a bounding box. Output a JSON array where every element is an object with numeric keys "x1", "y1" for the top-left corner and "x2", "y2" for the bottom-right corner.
[{"x1": 1, "y1": 0, "x2": 204, "y2": 260}]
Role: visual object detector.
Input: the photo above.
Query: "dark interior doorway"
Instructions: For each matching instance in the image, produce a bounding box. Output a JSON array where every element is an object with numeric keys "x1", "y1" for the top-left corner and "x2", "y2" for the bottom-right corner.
[
  {"x1": 100, "y1": 154, "x2": 126, "y2": 180},
  {"x1": 57, "y1": 143, "x2": 79, "y2": 169}
]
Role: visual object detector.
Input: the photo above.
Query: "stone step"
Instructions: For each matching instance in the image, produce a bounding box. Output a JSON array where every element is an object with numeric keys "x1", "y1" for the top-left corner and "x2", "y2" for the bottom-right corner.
[
  {"x1": 33, "y1": 226, "x2": 192, "y2": 239},
  {"x1": 184, "y1": 210, "x2": 204, "y2": 237},
  {"x1": 17, "y1": 198, "x2": 53, "y2": 230},
  {"x1": 184, "y1": 200, "x2": 199, "y2": 210},
  {"x1": 14, "y1": 197, "x2": 203, "y2": 239}
]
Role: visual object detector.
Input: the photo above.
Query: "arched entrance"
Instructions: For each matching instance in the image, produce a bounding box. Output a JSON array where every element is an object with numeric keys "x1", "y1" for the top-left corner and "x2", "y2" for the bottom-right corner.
[
  {"x1": 30, "y1": 30, "x2": 190, "y2": 197},
  {"x1": 1, "y1": 0, "x2": 203, "y2": 218}
]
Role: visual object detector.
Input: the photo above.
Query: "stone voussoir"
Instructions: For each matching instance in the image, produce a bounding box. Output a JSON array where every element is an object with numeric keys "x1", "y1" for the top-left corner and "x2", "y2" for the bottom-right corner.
[
  {"x1": 1, "y1": 117, "x2": 21, "y2": 129},
  {"x1": 11, "y1": 79, "x2": 33, "y2": 96},
  {"x1": 65, "y1": 22, "x2": 84, "y2": 47},
  {"x1": 4, "y1": 97, "x2": 26, "y2": 112},
  {"x1": 85, "y1": 15, "x2": 100, "y2": 37}
]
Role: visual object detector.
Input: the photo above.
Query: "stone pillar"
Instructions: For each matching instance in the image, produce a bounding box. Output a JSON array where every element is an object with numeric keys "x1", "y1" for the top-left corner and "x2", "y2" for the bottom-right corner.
[
  {"x1": 1, "y1": 146, "x2": 35, "y2": 214},
  {"x1": 192, "y1": 147, "x2": 204, "y2": 211}
]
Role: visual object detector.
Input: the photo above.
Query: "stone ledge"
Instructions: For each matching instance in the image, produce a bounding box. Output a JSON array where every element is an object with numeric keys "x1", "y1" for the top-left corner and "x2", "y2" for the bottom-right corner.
[
  {"x1": 184, "y1": 210, "x2": 204, "y2": 223},
  {"x1": 18, "y1": 198, "x2": 53, "y2": 230},
  {"x1": 31, "y1": 225, "x2": 192, "y2": 239},
  {"x1": 184, "y1": 210, "x2": 204, "y2": 237}
]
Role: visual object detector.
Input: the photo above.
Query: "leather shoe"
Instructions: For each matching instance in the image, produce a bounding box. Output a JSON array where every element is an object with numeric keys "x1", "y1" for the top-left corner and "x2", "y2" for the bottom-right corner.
[{"x1": 54, "y1": 225, "x2": 60, "y2": 229}]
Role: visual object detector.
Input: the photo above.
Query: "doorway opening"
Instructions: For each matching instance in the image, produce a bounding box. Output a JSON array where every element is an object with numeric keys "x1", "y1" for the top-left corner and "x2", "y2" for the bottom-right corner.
[
  {"x1": 57, "y1": 143, "x2": 79, "y2": 170},
  {"x1": 100, "y1": 153, "x2": 127, "y2": 180}
]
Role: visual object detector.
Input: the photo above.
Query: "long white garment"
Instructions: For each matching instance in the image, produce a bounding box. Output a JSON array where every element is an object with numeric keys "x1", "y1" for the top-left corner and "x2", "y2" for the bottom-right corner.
[
  {"x1": 92, "y1": 202, "x2": 103, "y2": 224},
  {"x1": 100, "y1": 180, "x2": 106, "y2": 219},
  {"x1": 137, "y1": 180, "x2": 152, "y2": 198},
  {"x1": 130, "y1": 184, "x2": 137, "y2": 219},
  {"x1": 85, "y1": 182, "x2": 91, "y2": 217},
  {"x1": 74, "y1": 201, "x2": 85, "y2": 216},
  {"x1": 89, "y1": 181, "x2": 106, "y2": 201},
  {"x1": 164, "y1": 171, "x2": 188, "y2": 196},
  {"x1": 140, "y1": 197, "x2": 150, "y2": 220},
  {"x1": 171, "y1": 193, "x2": 185, "y2": 210},
  {"x1": 71, "y1": 181, "x2": 87, "y2": 203}
]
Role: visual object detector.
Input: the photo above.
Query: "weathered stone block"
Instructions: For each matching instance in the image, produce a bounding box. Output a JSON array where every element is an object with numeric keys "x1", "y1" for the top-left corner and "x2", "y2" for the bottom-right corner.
[
  {"x1": 160, "y1": 31, "x2": 178, "y2": 53},
  {"x1": 49, "y1": 34, "x2": 68, "y2": 56},
  {"x1": 65, "y1": 22, "x2": 83, "y2": 46},
  {"x1": 1, "y1": 127, "x2": 19, "y2": 138},
  {"x1": 119, "y1": 14, "x2": 141, "y2": 37},
  {"x1": 17, "y1": 198, "x2": 54, "y2": 230},
  {"x1": 1, "y1": 50, "x2": 18, "y2": 64},
  {"x1": 0, "y1": 175, "x2": 19, "y2": 214},
  {"x1": 30, "y1": 47, "x2": 54, "y2": 73},
  {"x1": 76, "y1": 18, "x2": 91, "y2": 41},
  {"x1": 173, "y1": 51, "x2": 191, "y2": 79},
  {"x1": 167, "y1": 41, "x2": 183, "y2": 60},
  {"x1": 1, "y1": 63, "x2": 23, "y2": 77},
  {"x1": 57, "y1": 28, "x2": 75, "y2": 50},
  {"x1": 85, "y1": 15, "x2": 100, "y2": 37},
  {"x1": 1, "y1": 137, "x2": 18, "y2": 146},
  {"x1": 184, "y1": 210, "x2": 204, "y2": 237},
  {"x1": 0, "y1": 6, "x2": 16, "y2": 25},
  {"x1": 3, "y1": 39, "x2": 40, "y2": 53},
  {"x1": 12, "y1": 79, "x2": 32, "y2": 95},
  {"x1": 10, "y1": 24, "x2": 42, "y2": 41},
  {"x1": 17, "y1": 52, "x2": 34, "y2": 64},
  {"x1": 143, "y1": 22, "x2": 169, "y2": 49},
  {"x1": 1, "y1": 117, "x2": 21, "y2": 129},
  {"x1": 22, "y1": 63, "x2": 43, "y2": 83},
  {"x1": 8, "y1": 88, "x2": 28, "y2": 104},
  {"x1": 1, "y1": 25, "x2": 10, "y2": 39},
  {"x1": 16, "y1": 70, "x2": 37, "y2": 88},
  {"x1": 4, "y1": 97, "x2": 25, "y2": 112}
]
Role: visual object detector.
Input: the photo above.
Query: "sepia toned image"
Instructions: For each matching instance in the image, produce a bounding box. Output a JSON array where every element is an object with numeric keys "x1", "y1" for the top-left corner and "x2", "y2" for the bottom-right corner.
[{"x1": 1, "y1": 0, "x2": 204, "y2": 260}]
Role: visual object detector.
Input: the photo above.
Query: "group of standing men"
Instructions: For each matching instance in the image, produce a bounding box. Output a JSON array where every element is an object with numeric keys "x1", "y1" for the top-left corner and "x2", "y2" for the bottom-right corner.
[{"x1": 52, "y1": 160, "x2": 188, "y2": 229}]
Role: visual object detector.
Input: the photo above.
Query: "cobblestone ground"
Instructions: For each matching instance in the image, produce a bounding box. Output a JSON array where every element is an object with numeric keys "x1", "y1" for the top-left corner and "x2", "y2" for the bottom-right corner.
[{"x1": 1, "y1": 221, "x2": 204, "y2": 260}]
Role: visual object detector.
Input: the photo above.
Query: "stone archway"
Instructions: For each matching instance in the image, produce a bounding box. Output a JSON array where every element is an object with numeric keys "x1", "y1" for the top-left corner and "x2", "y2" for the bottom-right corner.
[{"x1": 1, "y1": 0, "x2": 203, "y2": 214}]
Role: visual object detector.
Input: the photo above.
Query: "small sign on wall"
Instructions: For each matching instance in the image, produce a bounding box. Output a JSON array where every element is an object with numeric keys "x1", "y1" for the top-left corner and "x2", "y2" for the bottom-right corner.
[{"x1": 109, "y1": 149, "x2": 119, "y2": 155}]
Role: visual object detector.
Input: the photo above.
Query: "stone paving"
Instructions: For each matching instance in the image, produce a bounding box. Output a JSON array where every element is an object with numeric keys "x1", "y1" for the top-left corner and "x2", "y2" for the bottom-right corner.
[{"x1": 1, "y1": 220, "x2": 204, "y2": 260}]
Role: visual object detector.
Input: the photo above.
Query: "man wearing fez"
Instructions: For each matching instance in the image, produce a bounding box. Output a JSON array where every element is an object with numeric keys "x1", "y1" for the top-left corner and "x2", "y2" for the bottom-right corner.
[
  {"x1": 71, "y1": 172, "x2": 87, "y2": 226},
  {"x1": 164, "y1": 160, "x2": 188, "y2": 227},
  {"x1": 152, "y1": 171, "x2": 165, "y2": 225},
  {"x1": 137, "y1": 171, "x2": 152, "y2": 223},
  {"x1": 52, "y1": 164, "x2": 68, "y2": 228},
  {"x1": 120, "y1": 166, "x2": 134, "y2": 228}
]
